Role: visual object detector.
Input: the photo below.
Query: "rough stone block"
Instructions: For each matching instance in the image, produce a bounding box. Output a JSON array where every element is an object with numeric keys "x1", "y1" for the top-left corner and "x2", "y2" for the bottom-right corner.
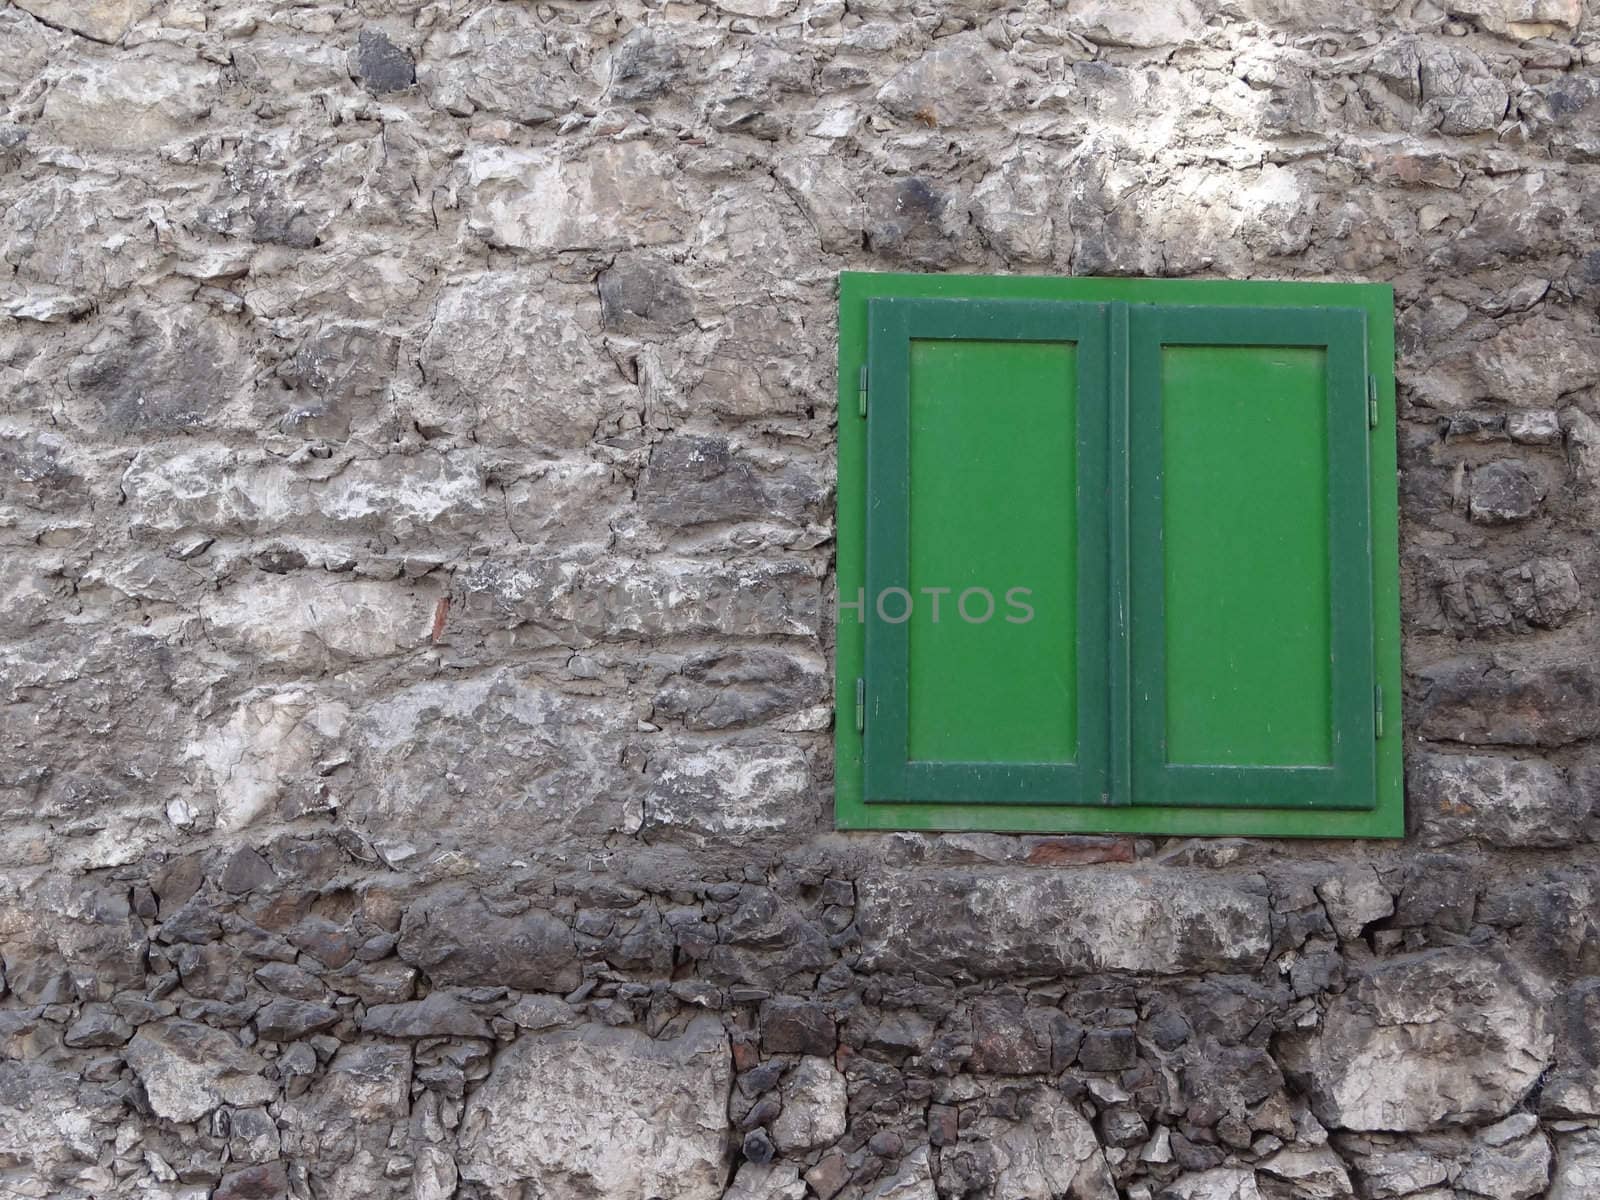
[
  {"x1": 1416, "y1": 655, "x2": 1600, "y2": 748},
  {"x1": 771, "y1": 1055, "x2": 847, "y2": 1153},
  {"x1": 1280, "y1": 949, "x2": 1551, "y2": 1131},
  {"x1": 41, "y1": 56, "x2": 217, "y2": 150},
  {"x1": 641, "y1": 744, "x2": 814, "y2": 843},
  {"x1": 1467, "y1": 459, "x2": 1546, "y2": 524},
  {"x1": 398, "y1": 889, "x2": 580, "y2": 993},
  {"x1": 856, "y1": 869, "x2": 1271, "y2": 977},
  {"x1": 419, "y1": 273, "x2": 630, "y2": 451},
  {"x1": 1409, "y1": 752, "x2": 1583, "y2": 847},
  {"x1": 464, "y1": 142, "x2": 690, "y2": 253},
  {"x1": 876, "y1": 34, "x2": 1010, "y2": 129},
  {"x1": 458, "y1": 1016, "x2": 730, "y2": 1199},
  {"x1": 314, "y1": 1043, "x2": 412, "y2": 1120},
  {"x1": 123, "y1": 1020, "x2": 274, "y2": 1122},
  {"x1": 1549, "y1": 1130, "x2": 1600, "y2": 1200}
]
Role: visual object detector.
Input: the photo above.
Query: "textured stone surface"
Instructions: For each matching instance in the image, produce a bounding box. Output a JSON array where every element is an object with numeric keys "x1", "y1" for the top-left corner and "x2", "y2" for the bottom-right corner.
[
  {"x1": 857, "y1": 870, "x2": 1271, "y2": 977},
  {"x1": 770, "y1": 1055, "x2": 847, "y2": 1153},
  {"x1": 459, "y1": 1016, "x2": 730, "y2": 1198},
  {"x1": 398, "y1": 889, "x2": 580, "y2": 992},
  {"x1": 4, "y1": 0, "x2": 1600, "y2": 1196},
  {"x1": 1550, "y1": 1130, "x2": 1600, "y2": 1200},
  {"x1": 1282, "y1": 949, "x2": 1552, "y2": 1131},
  {"x1": 123, "y1": 1021, "x2": 275, "y2": 1123},
  {"x1": 1409, "y1": 752, "x2": 1584, "y2": 847}
]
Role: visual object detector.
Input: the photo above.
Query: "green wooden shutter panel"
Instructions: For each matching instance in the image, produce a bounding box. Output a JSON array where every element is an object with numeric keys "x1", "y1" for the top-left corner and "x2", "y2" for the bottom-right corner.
[
  {"x1": 837, "y1": 273, "x2": 1402, "y2": 838},
  {"x1": 1126, "y1": 305, "x2": 1376, "y2": 811},
  {"x1": 864, "y1": 298, "x2": 1110, "y2": 807}
]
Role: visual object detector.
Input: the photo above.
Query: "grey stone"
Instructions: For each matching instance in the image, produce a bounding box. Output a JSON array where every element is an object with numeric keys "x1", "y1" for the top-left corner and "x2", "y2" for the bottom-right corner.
[
  {"x1": 1499, "y1": 558, "x2": 1581, "y2": 628},
  {"x1": 274, "y1": 323, "x2": 398, "y2": 441},
  {"x1": 1467, "y1": 460, "x2": 1545, "y2": 524},
  {"x1": 725, "y1": 1161, "x2": 806, "y2": 1200},
  {"x1": 124, "y1": 1020, "x2": 275, "y2": 1123},
  {"x1": 424, "y1": 6, "x2": 578, "y2": 124},
  {"x1": 63, "y1": 1003, "x2": 133, "y2": 1048},
  {"x1": 227, "y1": 1107, "x2": 281, "y2": 1165},
  {"x1": 10, "y1": 0, "x2": 153, "y2": 41},
  {"x1": 856, "y1": 870, "x2": 1271, "y2": 977},
  {"x1": 398, "y1": 890, "x2": 580, "y2": 993},
  {"x1": 1393, "y1": 853, "x2": 1479, "y2": 932},
  {"x1": 414, "y1": 1146, "x2": 458, "y2": 1200},
  {"x1": 458, "y1": 1016, "x2": 730, "y2": 1199},
  {"x1": 1280, "y1": 949, "x2": 1551, "y2": 1131},
  {"x1": 254, "y1": 999, "x2": 339, "y2": 1042},
  {"x1": 254, "y1": 962, "x2": 325, "y2": 1001},
  {"x1": 418, "y1": 272, "x2": 629, "y2": 452},
  {"x1": 1473, "y1": 314, "x2": 1600, "y2": 403},
  {"x1": 353, "y1": 30, "x2": 415, "y2": 93},
  {"x1": 1409, "y1": 752, "x2": 1583, "y2": 847},
  {"x1": 1549, "y1": 1130, "x2": 1600, "y2": 1200},
  {"x1": 218, "y1": 847, "x2": 275, "y2": 894},
  {"x1": 972, "y1": 149, "x2": 1058, "y2": 264},
  {"x1": 214, "y1": 1161, "x2": 288, "y2": 1200},
  {"x1": 742, "y1": 1127, "x2": 777, "y2": 1165},
  {"x1": 868, "y1": 1146, "x2": 939, "y2": 1200},
  {"x1": 463, "y1": 142, "x2": 690, "y2": 253},
  {"x1": 771, "y1": 1055, "x2": 847, "y2": 1153},
  {"x1": 40, "y1": 56, "x2": 218, "y2": 149},
  {"x1": 773, "y1": 154, "x2": 861, "y2": 254},
  {"x1": 609, "y1": 28, "x2": 687, "y2": 102},
  {"x1": 760, "y1": 998, "x2": 836, "y2": 1056},
  {"x1": 1079, "y1": 1028, "x2": 1138, "y2": 1073},
  {"x1": 314, "y1": 1043, "x2": 412, "y2": 1119},
  {"x1": 1507, "y1": 409, "x2": 1562, "y2": 444},
  {"x1": 1448, "y1": 0, "x2": 1582, "y2": 37},
  {"x1": 1458, "y1": 1118, "x2": 1551, "y2": 1199},
  {"x1": 1418, "y1": 44, "x2": 1508, "y2": 135},
  {"x1": 876, "y1": 34, "x2": 1009, "y2": 129},
  {"x1": 1340, "y1": 1144, "x2": 1451, "y2": 1198},
  {"x1": 1256, "y1": 1147, "x2": 1354, "y2": 1198},
  {"x1": 636, "y1": 436, "x2": 827, "y2": 528},
  {"x1": 1067, "y1": 0, "x2": 1205, "y2": 45},
  {"x1": 641, "y1": 743, "x2": 814, "y2": 843},
  {"x1": 1315, "y1": 866, "x2": 1394, "y2": 941},
  {"x1": 598, "y1": 256, "x2": 692, "y2": 331},
  {"x1": 1159, "y1": 1169, "x2": 1263, "y2": 1200},
  {"x1": 654, "y1": 649, "x2": 827, "y2": 732},
  {"x1": 863, "y1": 176, "x2": 965, "y2": 268},
  {"x1": 65, "y1": 308, "x2": 250, "y2": 435},
  {"x1": 968, "y1": 997, "x2": 1056, "y2": 1075},
  {"x1": 1416, "y1": 656, "x2": 1600, "y2": 747},
  {"x1": 360, "y1": 991, "x2": 493, "y2": 1038},
  {"x1": 961, "y1": 1088, "x2": 1115, "y2": 1199}
]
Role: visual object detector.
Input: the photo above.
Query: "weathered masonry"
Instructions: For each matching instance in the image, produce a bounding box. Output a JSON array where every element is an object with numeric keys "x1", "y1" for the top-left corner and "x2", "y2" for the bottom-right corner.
[{"x1": 3, "y1": 0, "x2": 1600, "y2": 1198}]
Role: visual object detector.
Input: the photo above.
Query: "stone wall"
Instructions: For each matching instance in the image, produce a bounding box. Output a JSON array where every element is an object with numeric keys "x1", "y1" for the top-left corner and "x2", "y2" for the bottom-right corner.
[{"x1": 3, "y1": 0, "x2": 1600, "y2": 1197}]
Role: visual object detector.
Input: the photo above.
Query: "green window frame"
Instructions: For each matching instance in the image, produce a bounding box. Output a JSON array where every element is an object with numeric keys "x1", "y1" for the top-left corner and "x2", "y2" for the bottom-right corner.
[{"x1": 835, "y1": 272, "x2": 1403, "y2": 838}]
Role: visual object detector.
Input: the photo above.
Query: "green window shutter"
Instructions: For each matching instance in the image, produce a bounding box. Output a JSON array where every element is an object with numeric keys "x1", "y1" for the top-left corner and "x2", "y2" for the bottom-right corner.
[
  {"x1": 1126, "y1": 304, "x2": 1377, "y2": 810},
  {"x1": 863, "y1": 297, "x2": 1111, "y2": 807},
  {"x1": 836, "y1": 274, "x2": 1403, "y2": 839}
]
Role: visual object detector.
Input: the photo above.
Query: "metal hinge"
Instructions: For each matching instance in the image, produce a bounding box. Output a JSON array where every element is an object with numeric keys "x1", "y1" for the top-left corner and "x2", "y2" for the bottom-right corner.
[
  {"x1": 1367, "y1": 375, "x2": 1379, "y2": 429},
  {"x1": 1374, "y1": 683, "x2": 1384, "y2": 739},
  {"x1": 854, "y1": 678, "x2": 866, "y2": 733},
  {"x1": 858, "y1": 365, "x2": 868, "y2": 418}
]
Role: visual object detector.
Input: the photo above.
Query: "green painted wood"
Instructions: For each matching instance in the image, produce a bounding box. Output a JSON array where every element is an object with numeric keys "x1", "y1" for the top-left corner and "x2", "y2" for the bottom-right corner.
[
  {"x1": 836, "y1": 272, "x2": 1403, "y2": 838},
  {"x1": 863, "y1": 296, "x2": 1110, "y2": 806},
  {"x1": 1128, "y1": 305, "x2": 1375, "y2": 811},
  {"x1": 1108, "y1": 302, "x2": 1133, "y2": 807},
  {"x1": 907, "y1": 338, "x2": 1078, "y2": 764},
  {"x1": 1161, "y1": 345, "x2": 1333, "y2": 767}
]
